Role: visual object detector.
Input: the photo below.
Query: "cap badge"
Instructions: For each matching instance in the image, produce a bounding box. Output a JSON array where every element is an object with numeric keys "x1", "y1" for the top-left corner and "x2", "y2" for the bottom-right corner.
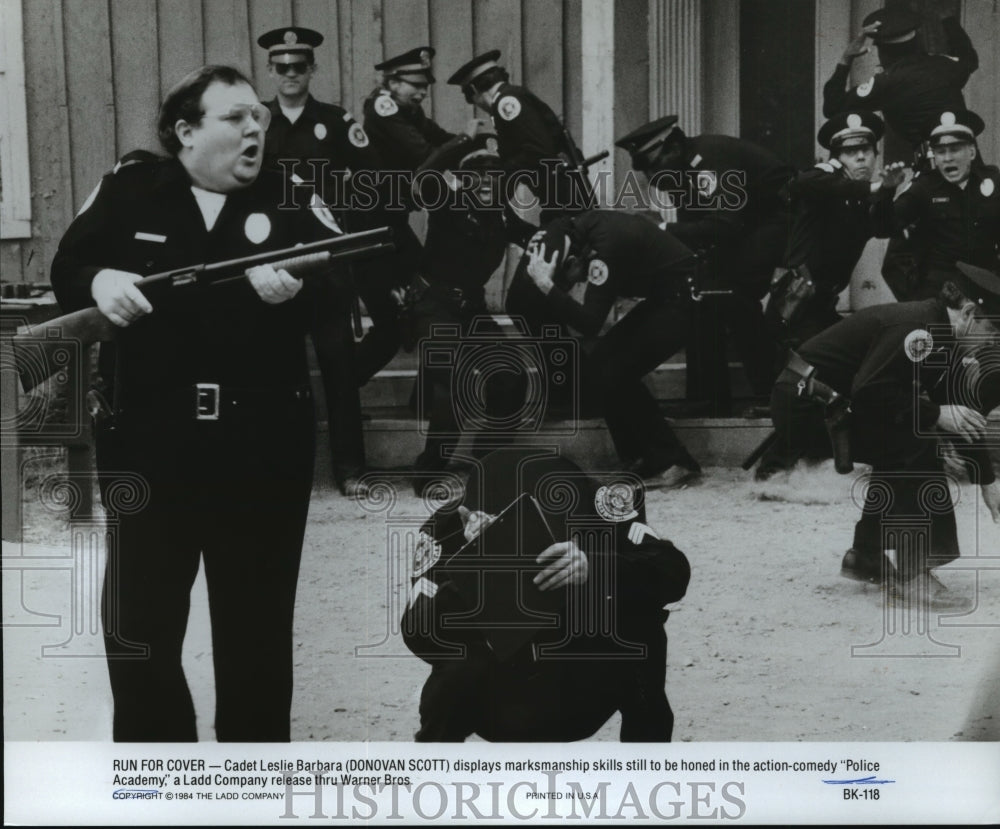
[
  {"x1": 904, "y1": 329, "x2": 934, "y2": 362},
  {"x1": 595, "y1": 483, "x2": 639, "y2": 523},
  {"x1": 846, "y1": 113, "x2": 862, "y2": 129},
  {"x1": 486, "y1": 137, "x2": 499, "y2": 154},
  {"x1": 497, "y1": 95, "x2": 521, "y2": 121},
  {"x1": 419, "y1": 49, "x2": 430, "y2": 66},
  {"x1": 588, "y1": 259, "x2": 609, "y2": 286},
  {"x1": 283, "y1": 30, "x2": 297, "y2": 45},
  {"x1": 857, "y1": 78, "x2": 874, "y2": 97},
  {"x1": 941, "y1": 111, "x2": 956, "y2": 127}
]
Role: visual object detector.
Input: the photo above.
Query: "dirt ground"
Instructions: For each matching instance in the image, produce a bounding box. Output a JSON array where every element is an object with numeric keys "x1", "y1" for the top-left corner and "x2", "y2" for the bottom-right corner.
[{"x1": 4, "y1": 459, "x2": 999, "y2": 743}]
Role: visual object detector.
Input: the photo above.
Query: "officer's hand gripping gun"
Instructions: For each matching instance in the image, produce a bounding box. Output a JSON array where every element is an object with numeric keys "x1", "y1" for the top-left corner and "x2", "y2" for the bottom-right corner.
[{"x1": 13, "y1": 227, "x2": 395, "y2": 392}]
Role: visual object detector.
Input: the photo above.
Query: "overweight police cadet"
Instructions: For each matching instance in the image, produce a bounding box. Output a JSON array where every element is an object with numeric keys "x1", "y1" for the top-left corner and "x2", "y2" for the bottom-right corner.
[
  {"x1": 447, "y1": 49, "x2": 593, "y2": 220},
  {"x1": 50, "y1": 66, "x2": 343, "y2": 741},
  {"x1": 883, "y1": 110, "x2": 1000, "y2": 301},
  {"x1": 616, "y1": 116, "x2": 795, "y2": 414},
  {"x1": 768, "y1": 110, "x2": 905, "y2": 347},
  {"x1": 407, "y1": 134, "x2": 536, "y2": 494},
  {"x1": 822, "y1": 6, "x2": 979, "y2": 158},
  {"x1": 755, "y1": 264, "x2": 1000, "y2": 610},
  {"x1": 507, "y1": 210, "x2": 703, "y2": 489},
  {"x1": 258, "y1": 26, "x2": 377, "y2": 498},
  {"x1": 403, "y1": 448, "x2": 691, "y2": 741}
]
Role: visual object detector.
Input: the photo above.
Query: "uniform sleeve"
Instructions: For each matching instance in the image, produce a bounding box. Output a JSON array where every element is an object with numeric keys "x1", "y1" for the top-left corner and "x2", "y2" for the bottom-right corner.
[
  {"x1": 368, "y1": 106, "x2": 454, "y2": 171},
  {"x1": 333, "y1": 110, "x2": 384, "y2": 173},
  {"x1": 495, "y1": 93, "x2": 562, "y2": 175},
  {"x1": 589, "y1": 534, "x2": 691, "y2": 610},
  {"x1": 50, "y1": 174, "x2": 117, "y2": 312},
  {"x1": 543, "y1": 277, "x2": 617, "y2": 338},
  {"x1": 886, "y1": 176, "x2": 931, "y2": 237},
  {"x1": 822, "y1": 62, "x2": 885, "y2": 117},
  {"x1": 668, "y1": 207, "x2": 744, "y2": 251},
  {"x1": 941, "y1": 15, "x2": 978, "y2": 83},
  {"x1": 788, "y1": 166, "x2": 872, "y2": 201}
]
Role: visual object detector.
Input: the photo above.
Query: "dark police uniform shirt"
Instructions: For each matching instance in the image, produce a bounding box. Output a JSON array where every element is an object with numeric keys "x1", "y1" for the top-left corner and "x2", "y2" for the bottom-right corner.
[
  {"x1": 784, "y1": 158, "x2": 895, "y2": 295},
  {"x1": 401, "y1": 453, "x2": 690, "y2": 664},
  {"x1": 887, "y1": 165, "x2": 1000, "y2": 282},
  {"x1": 362, "y1": 88, "x2": 456, "y2": 172},
  {"x1": 543, "y1": 211, "x2": 697, "y2": 337},
  {"x1": 662, "y1": 135, "x2": 794, "y2": 251},
  {"x1": 822, "y1": 17, "x2": 978, "y2": 149},
  {"x1": 262, "y1": 94, "x2": 382, "y2": 215},
  {"x1": 799, "y1": 298, "x2": 995, "y2": 483},
  {"x1": 50, "y1": 156, "x2": 337, "y2": 403}
]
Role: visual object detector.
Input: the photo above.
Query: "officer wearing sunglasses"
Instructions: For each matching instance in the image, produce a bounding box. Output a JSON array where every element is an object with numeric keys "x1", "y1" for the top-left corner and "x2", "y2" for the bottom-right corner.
[{"x1": 257, "y1": 27, "x2": 383, "y2": 500}]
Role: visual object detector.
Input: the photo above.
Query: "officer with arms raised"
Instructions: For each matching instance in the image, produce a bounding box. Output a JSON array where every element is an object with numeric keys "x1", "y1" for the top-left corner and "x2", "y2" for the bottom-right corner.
[
  {"x1": 768, "y1": 110, "x2": 905, "y2": 348},
  {"x1": 50, "y1": 65, "x2": 346, "y2": 741}
]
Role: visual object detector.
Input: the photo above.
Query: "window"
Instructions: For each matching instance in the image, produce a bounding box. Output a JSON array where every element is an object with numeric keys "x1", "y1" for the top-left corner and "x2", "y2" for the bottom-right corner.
[{"x1": 1, "y1": 0, "x2": 31, "y2": 239}]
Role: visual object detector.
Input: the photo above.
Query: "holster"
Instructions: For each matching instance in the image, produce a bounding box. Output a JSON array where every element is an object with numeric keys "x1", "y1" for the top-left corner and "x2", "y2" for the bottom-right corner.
[
  {"x1": 766, "y1": 264, "x2": 815, "y2": 330},
  {"x1": 784, "y1": 350, "x2": 854, "y2": 474}
]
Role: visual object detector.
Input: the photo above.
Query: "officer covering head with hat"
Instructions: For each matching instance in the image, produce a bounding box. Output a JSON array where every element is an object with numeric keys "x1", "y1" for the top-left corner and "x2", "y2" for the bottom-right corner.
[
  {"x1": 403, "y1": 447, "x2": 691, "y2": 742},
  {"x1": 823, "y1": 5, "x2": 979, "y2": 156}
]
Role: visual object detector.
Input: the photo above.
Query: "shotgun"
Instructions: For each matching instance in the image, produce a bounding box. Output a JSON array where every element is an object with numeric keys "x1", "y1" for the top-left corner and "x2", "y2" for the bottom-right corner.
[{"x1": 13, "y1": 227, "x2": 394, "y2": 392}]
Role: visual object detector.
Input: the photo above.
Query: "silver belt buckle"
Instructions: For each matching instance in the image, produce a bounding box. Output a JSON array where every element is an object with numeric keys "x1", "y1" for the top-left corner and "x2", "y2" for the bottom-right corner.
[{"x1": 195, "y1": 383, "x2": 220, "y2": 420}]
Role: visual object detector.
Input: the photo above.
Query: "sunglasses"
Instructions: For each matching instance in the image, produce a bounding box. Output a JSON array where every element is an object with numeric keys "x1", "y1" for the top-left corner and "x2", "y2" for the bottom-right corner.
[
  {"x1": 207, "y1": 103, "x2": 272, "y2": 131},
  {"x1": 273, "y1": 61, "x2": 311, "y2": 76}
]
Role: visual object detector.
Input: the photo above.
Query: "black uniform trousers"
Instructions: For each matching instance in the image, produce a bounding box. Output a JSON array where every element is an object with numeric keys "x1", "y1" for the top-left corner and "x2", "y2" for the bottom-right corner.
[
  {"x1": 415, "y1": 628, "x2": 672, "y2": 742},
  {"x1": 686, "y1": 217, "x2": 788, "y2": 412},
  {"x1": 410, "y1": 287, "x2": 524, "y2": 476},
  {"x1": 762, "y1": 379, "x2": 959, "y2": 579},
  {"x1": 96, "y1": 401, "x2": 314, "y2": 741},
  {"x1": 588, "y1": 299, "x2": 700, "y2": 473},
  {"x1": 310, "y1": 273, "x2": 366, "y2": 486}
]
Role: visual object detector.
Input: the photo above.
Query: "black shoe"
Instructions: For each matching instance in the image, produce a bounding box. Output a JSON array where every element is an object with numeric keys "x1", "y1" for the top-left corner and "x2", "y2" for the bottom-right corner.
[
  {"x1": 339, "y1": 477, "x2": 369, "y2": 499},
  {"x1": 840, "y1": 549, "x2": 894, "y2": 585}
]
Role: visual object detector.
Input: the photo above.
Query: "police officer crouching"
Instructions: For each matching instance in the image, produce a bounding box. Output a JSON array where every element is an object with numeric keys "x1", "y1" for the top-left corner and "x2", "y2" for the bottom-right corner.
[
  {"x1": 756, "y1": 263, "x2": 1000, "y2": 610},
  {"x1": 402, "y1": 448, "x2": 691, "y2": 741}
]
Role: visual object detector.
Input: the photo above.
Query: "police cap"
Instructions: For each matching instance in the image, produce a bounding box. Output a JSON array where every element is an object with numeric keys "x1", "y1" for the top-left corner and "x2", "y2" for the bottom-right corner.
[
  {"x1": 615, "y1": 115, "x2": 682, "y2": 161},
  {"x1": 928, "y1": 110, "x2": 985, "y2": 145},
  {"x1": 954, "y1": 262, "x2": 1000, "y2": 320},
  {"x1": 257, "y1": 27, "x2": 323, "y2": 62},
  {"x1": 376, "y1": 46, "x2": 436, "y2": 84},
  {"x1": 447, "y1": 49, "x2": 503, "y2": 87},
  {"x1": 818, "y1": 111, "x2": 884, "y2": 151},
  {"x1": 862, "y1": 8, "x2": 921, "y2": 44}
]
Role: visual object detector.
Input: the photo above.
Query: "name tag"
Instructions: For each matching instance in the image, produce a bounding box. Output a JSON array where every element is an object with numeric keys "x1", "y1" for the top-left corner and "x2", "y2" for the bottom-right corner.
[
  {"x1": 134, "y1": 231, "x2": 167, "y2": 243},
  {"x1": 931, "y1": 197, "x2": 949, "y2": 204}
]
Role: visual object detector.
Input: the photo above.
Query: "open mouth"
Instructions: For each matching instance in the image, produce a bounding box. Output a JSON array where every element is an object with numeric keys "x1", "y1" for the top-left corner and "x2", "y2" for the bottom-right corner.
[
  {"x1": 240, "y1": 144, "x2": 260, "y2": 161},
  {"x1": 942, "y1": 165, "x2": 959, "y2": 176}
]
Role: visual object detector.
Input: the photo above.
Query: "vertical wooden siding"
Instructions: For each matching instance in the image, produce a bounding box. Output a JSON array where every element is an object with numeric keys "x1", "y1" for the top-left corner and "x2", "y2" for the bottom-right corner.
[{"x1": 5, "y1": 0, "x2": 577, "y2": 284}]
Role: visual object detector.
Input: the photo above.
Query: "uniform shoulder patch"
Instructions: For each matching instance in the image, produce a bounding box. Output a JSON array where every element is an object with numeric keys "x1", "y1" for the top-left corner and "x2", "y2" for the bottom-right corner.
[
  {"x1": 374, "y1": 94, "x2": 398, "y2": 117},
  {"x1": 595, "y1": 482, "x2": 638, "y2": 522},
  {"x1": 815, "y1": 162, "x2": 835, "y2": 173},
  {"x1": 348, "y1": 122, "x2": 370, "y2": 148},
  {"x1": 587, "y1": 259, "x2": 609, "y2": 286},
  {"x1": 496, "y1": 95, "x2": 522, "y2": 121},
  {"x1": 856, "y1": 77, "x2": 875, "y2": 98},
  {"x1": 904, "y1": 329, "x2": 934, "y2": 362},
  {"x1": 412, "y1": 531, "x2": 442, "y2": 577}
]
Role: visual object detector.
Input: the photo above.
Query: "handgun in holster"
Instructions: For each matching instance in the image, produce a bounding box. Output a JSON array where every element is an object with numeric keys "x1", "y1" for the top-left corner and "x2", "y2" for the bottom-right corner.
[
  {"x1": 786, "y1": 350, "x2": 854, "y2": 474},
  {"x1": 766, "y1": 264, "x2": 815, "y2": 331}
]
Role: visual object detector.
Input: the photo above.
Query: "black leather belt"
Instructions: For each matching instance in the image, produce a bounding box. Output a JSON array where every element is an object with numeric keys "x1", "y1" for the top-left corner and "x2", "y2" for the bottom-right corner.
[{"x1": 117, "y1": 383, "x2": 312, "y2": 422}]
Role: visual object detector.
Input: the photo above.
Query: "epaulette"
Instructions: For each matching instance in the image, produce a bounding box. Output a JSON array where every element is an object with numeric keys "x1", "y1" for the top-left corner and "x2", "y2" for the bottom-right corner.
[
  {"x1": 112, "y1": 149, "x2": 164, "y2": 174},
  {"x1": 814, "y1": 158, "x2": 842, "y2": 173}
]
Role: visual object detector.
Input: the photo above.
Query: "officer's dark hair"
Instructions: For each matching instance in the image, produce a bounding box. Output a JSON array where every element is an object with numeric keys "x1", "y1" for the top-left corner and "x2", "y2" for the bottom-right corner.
[
  {"x1": 469, "y1": 66, "x2": 509, "y2": 94},
  {"x1": 158, "y1": 65, "x2": 255, "y2": 155}
]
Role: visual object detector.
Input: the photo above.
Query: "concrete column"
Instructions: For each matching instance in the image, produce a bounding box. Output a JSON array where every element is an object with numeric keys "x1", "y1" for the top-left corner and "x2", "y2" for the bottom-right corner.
[
  {"x1": 648, "y1": 0, "x2": 702, "y2": 133},
  {"x1": 581, "y1": 0, "x2": 615, "y2": 205}
]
